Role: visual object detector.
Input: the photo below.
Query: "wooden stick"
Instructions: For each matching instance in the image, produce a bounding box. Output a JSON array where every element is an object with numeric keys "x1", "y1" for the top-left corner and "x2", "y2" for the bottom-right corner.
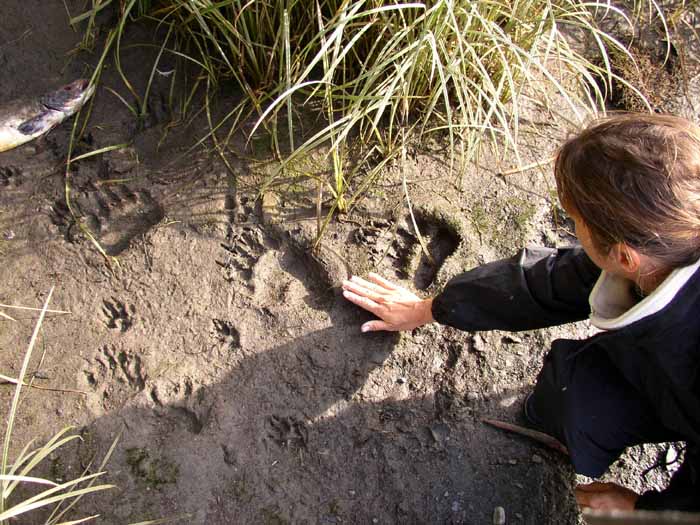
[{"x1": 481, "y1": 418, "x2": 569, "y2": 455}]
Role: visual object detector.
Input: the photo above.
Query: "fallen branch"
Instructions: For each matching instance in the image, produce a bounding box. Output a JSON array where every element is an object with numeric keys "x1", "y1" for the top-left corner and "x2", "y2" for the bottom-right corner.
[{"x1": 481, "y1": 418, "x2": 569, "y2": 455}]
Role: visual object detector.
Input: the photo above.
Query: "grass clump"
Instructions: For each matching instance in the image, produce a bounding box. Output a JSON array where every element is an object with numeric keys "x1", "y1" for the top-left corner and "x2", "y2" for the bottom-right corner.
[
  {"x1": 0, "y1": 289, "x2": 115, "y2": 524},
  {"x1": 76, "y1": 1, "x2": 665, "y2": 215}
]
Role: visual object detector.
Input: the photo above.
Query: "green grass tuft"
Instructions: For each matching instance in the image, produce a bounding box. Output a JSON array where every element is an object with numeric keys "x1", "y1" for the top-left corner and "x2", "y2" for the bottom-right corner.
[{"x1": 76, "y1": 1, "x2": 667, "y2": 221}]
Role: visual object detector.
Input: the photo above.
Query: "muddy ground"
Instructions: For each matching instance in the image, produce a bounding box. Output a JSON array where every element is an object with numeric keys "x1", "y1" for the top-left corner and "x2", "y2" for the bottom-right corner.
[{"x1": 1, "y1": 2, "x2": 697, "y2": 524}]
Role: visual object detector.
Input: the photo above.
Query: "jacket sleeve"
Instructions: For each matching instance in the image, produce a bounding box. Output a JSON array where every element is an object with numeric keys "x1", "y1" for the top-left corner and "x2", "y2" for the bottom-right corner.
[
  {"x1": 431, "y1": 246, "x2": 601, "y2": 332},
  {"x1": 635, "y1": 444, "x2": 700, "y2": 511}
]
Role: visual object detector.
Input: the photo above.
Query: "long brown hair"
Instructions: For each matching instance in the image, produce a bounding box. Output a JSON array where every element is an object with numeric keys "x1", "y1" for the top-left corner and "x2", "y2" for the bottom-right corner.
[{"x1": 555, "y1": 113, "x2": 700, "y2": 269}]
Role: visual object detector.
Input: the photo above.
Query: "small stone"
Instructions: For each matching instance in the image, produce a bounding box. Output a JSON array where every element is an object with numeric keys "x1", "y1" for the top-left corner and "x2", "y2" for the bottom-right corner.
[
  {"x1": 472, "y1": 334, "x2": 487, "y2": 353},
  {"x1": 666, "y1": 445, "x2": 679, "y2": 470},
  {"x1": 498, "y1": 395, "x2": 518, "y2": 408},
  {"x1": 349, "y1": 490, "x2": 356, "y2": 497},
  {"x1": 493, "y1": 506, "x2": 506, "y2": 525},
  {"x1": 466, "y1": 392, "x2": 480, "y2": 402},
  {"x1": 451, "y1": 501, "x2": 460, "y2": 512},
  {"x1": 3, "y1": 230, "x2": 15, "y2": 240},
  {"x1": 261, "y1": 192, "x2": 280, "y2": 224},
  {"x1": 516, "y1": 513, "x2": 523, "y2": 520},
  {"x1": 531, "y1": 454, "x2": 543, "y2": 464},
  {"x1": 372, "y1": 519, "x2": 378, "y2": 524},
  {"x1": 508, "y1": 458, "x2": 517, "y2": 465},
  {"x1": 444, "y1": 491, "x2": 449, "y2": 497}
]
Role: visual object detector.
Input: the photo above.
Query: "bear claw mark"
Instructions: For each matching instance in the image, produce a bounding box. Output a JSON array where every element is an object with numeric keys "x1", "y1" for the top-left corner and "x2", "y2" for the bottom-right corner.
[
  {"x1": 219, "y1": 227, "x2": 266, "y2": 284},
  {"x1": 356, "y1": 210, "x2": 460, "y2": 290},
  {"x1": 50, "y1": 184, "x2": 164, "y2": 255},
  {"x1": 212, "y1": 319, "x2": 240, "y2": 350},
  {"x1": 411, "y1": 215, "x2": 460, "y2": 290}
]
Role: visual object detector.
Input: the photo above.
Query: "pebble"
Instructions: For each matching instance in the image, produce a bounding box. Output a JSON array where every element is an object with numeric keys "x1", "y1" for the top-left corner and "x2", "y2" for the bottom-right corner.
[
  {"x1": 3, "y1": 230, "x2": 15, "y2": 240},
  {"x1": 493, "y1": 506, "x2": 506, "y2": 525},
  {"x1": 372, "y1": 519, "x2": 378, "y2": 524},
  {"x1": 261, "y1": 192, "x2": 280, "y2": 224},
  {"x1": 508, "y1": 458, "x2": 518, "y2": 465},
  {"x1": 666, "y1": 445, "x2": 678, "y2": 470},
  {"x1": 451, "y1": 501, "x2": 460, "y2": 512},
  {"x1": 531, "y1": 454, "x2": 543, "y2": 464}
]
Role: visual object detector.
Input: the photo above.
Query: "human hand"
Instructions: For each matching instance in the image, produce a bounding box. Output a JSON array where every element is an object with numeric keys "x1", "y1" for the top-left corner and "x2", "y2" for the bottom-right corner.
[
  {"x1": 575, "y1": 482, "x2": 639, "y2": 511},
  {"x1": 342, "y1": 273, "x2": 434, "y2": 332}
]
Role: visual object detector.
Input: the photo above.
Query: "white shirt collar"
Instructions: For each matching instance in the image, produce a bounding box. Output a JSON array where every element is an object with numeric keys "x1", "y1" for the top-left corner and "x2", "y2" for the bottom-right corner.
[{"x1": 589, "y1": 257, "x2": 700, "y2": 330}]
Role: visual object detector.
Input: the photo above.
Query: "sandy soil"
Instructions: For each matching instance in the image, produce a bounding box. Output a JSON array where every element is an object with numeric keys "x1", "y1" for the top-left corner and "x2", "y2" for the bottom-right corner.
[{"x1": 1, "y1": 2, "x2": 695, "y2": 524}]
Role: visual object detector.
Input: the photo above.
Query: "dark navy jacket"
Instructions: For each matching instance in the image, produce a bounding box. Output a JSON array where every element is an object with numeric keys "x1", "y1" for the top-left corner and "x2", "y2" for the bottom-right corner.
[{"x1": 431, "y1": 246, "x2": 700, "y2": 511}]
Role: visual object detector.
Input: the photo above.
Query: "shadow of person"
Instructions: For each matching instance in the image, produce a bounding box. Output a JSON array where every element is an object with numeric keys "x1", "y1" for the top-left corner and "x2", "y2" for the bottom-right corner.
[{"x1": 44, "y1": 297, "x2": 576, "y2": 525}]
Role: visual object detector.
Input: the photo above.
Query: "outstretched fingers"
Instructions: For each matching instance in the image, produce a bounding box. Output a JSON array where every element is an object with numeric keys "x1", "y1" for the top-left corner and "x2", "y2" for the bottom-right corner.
[
  {"x1": 347, "y1": 275, "x2": 390, "y2": 294},
  {"x1": 367, "y1": 272, "x2": 406, "y2": 292},
  {"x1": 342, "y1": 279, "x2": 387, "y2": 303},
  {"x1": 342, "y1": 289, "x2": 383, "y2": 316}
]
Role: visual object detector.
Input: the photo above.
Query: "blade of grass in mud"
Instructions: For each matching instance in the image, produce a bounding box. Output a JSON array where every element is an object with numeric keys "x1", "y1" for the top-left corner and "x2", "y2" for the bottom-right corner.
[
  {"x1": 47, "y1": 431, "x2": 121, "y2": 525},
  {"x1": 127, "y1": 514, "x2": 192, "y2": 525},
  {"x1": 70, "y1": 0, "x2": 113, "y2": 26},
  {"x1": 0, "y1": 479, "x2": 114, "y2": 521},
  {"x1": 4, "y1": 432, "x2": 80, "y2": 498},
  {"x1": 141, "y1": 23, "x2": 173, "y2": 119},
  {"x1": 1, "y1": 291, "x2": 54, "y2": 522},
  {"x1": 1, "y1": 288, "x2": 54, "y2": 497},
  {"x1": 69, "y1": 143, "x2": 130, "y2": 163},
  {"x1": 55, "y1": 515, "x2": 100, "y2": 525},
  {"x1": 0, "y1": 304, "x2": 70, "y2": 314}
]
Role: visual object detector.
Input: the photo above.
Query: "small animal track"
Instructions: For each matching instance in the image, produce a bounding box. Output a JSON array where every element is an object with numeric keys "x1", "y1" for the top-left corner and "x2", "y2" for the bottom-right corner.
[
  {"x1": 266, "y1": 415, "x2": 308, "y2": 450},
  {"x1": 51, "y1": 184, "x2": 164, "y2": 255},
  {"x1": 212, "y1": 319, "x2": 240, "y2": 350},
  {"x1": 0, "y1": 166, "x2": 23, "y2": 187},
  {"x1": 101, "y1": 298, "x2": 134, "y2": 332},
  {"x1": 83, "y1": 345, "x2": 146, "y2": 409}
]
